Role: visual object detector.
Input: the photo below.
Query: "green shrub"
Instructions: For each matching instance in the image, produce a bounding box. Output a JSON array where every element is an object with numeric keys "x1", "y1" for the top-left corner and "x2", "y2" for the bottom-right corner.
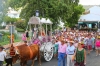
[
  {"x1": 0, "y1": 26, "x2": 6, "y2": 29},
  {"x1": 16, "y1": 28, "x2": 25, "y2": 32},
  {"x1": 0, "y1": 31, "x2": 10, "y2": 35},
  {"x1": 0, "y1": 32, "x2": 21, "y2": 45},
  {"x1": 16, "y1": 22, "x2": 26, "y2": 30}
]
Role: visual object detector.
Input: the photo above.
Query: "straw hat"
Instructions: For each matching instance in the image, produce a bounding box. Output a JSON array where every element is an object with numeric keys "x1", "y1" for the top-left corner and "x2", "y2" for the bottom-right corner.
[
  {"x1": 61, "y1": 39, "x2": 65, "y2": 42},
  {"x1": 97, "y1": 35, "x2": 100, "y2": 39},
  {"x1": 69, "y1": 41, "x2": 74, "y2": 44},
  {"x1": 78, "y1": 42, "x2": 84, "y2": 45}
]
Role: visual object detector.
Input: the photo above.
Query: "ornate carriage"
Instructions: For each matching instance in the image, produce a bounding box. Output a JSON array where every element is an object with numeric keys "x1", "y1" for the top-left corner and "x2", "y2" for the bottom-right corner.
[{"x1": 28, "y1": 16, "x2": 54, "y2": 61}]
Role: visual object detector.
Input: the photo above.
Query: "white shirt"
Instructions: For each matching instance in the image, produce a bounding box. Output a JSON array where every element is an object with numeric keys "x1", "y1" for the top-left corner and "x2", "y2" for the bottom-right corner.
[{"x1": 0, "y1": 51, "x2": 6, "y2": 61}]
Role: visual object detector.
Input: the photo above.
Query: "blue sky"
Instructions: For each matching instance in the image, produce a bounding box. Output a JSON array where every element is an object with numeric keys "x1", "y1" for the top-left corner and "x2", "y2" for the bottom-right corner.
[{"x1": 79, "y1": 0, "x2": 100, "y2": 5}]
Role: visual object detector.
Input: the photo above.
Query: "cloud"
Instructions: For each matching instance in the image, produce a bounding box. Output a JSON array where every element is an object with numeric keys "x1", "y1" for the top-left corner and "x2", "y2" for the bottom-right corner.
[{"x1": 79, "y1": 0, "x2": 100, "y2": 5}]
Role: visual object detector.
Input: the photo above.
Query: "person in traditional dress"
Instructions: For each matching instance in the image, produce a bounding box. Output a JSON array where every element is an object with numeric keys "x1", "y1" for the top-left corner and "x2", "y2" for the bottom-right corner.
[{"x1": 22, "y1": 32, "x2": 27, "y2": 42}]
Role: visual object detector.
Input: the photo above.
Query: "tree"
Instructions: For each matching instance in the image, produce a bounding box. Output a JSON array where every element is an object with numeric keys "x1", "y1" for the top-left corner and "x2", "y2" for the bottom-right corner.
[
  {"x1": 8, "y1": 0, "x2": 83, "y2": 29},
  {"x1": 0, "y1": 0, "x2": 9, "y2": 24},
  {"x1": 3, "y1": 16, "x2": 17, "y2": 24},
  {"x1": 65, "y1": 5, "x2": 85, "y2": 27}
]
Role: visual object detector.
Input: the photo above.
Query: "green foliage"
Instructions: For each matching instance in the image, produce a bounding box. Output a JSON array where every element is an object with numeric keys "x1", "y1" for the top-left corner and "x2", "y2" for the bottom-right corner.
[
  {"x1": 15, "y1": 19, "x2": 26, "y2": 31},
  {"x1": 3, "y1": 16, "x2": 17, "y2": 24},
  {"x1": 0, "y1": 0, "x2": 9, "y2": 23},
  {"x1": 65, "y1": 5, "x2": 85, "y2": 27},
  {"x1": 0, "y1": 32, "x2": 21, "y2": 45},
  {"x1": 16, "y1": 20, "x2": 26, "y2": 30},
  {"x1": 0, "y1": 26, "x2": 6, "y2": 29},
  {"x1": 8, "y1": 0, "x2": 84, "y2": 28},
  {"x1": 0, "y1": 31, "x2": 10, "y2": 35},
  {"x1": 16, "y1": 28, "x2": 25, "y2": 32}
]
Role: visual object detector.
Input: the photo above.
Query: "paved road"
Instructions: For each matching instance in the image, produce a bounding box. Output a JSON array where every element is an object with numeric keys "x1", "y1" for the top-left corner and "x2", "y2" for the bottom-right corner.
[{"x1": 13, "y1": 51, "x2": 100, "y2": 66}]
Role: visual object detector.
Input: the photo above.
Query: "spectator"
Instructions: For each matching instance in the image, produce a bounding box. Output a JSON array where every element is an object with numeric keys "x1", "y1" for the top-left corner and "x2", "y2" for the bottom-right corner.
[
  {"x1": 95, "y1": 37, "x2": 100, "y2": 56},
  {"x1": 72, "y1": 42, "x2": 86, "y2": 66},
  {"x1": 0, "y1": 46, "x2": 6, "y2": 66},
  {"x1": 5, "y1": 48, "x2": 12, "y2": 66},
  {"x1": 57, "y1": 39, "x2": 67, "y2": 66},
  {"x1": 87, "y1": 35, "x2": 92, "y2": 54},
  {"x1": 66, "y1": 40, "x2": 75, "y2": 66}
]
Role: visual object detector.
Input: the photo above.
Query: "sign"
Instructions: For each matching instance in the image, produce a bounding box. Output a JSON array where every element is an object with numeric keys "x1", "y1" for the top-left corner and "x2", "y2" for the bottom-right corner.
[{"x1": 9, "y1": 25, "x2": 15, "y2": 33}]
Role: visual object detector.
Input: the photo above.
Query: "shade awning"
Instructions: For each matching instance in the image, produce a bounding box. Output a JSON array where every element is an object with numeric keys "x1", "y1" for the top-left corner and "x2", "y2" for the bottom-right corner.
[{"x1": 28, "y1": 17, "x2": 52, "y2": 24}]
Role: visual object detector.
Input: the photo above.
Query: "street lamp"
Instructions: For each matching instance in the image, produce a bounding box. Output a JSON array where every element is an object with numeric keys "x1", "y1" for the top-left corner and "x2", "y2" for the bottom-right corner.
[
  {"x1": 72, "y1": 0, "x2": 75, "y2": 2},
  {"x1": 36, "y1": 10, "x2": 39, "y2": 17}
]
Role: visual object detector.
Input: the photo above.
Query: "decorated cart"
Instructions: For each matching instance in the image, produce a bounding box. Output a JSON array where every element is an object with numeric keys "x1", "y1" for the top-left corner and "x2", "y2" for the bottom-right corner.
[{"x1": 28, "y1": 16, "x2": 54, "y2": 61}]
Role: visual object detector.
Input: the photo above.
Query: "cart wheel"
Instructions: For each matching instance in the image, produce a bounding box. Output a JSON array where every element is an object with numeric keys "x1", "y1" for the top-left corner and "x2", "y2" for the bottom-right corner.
[{"x1": 43, "y1": 42, "x2": 54, "y2": 61}]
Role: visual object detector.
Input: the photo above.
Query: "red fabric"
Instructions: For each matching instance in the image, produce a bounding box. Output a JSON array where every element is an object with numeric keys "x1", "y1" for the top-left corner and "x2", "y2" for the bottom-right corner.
[{"x1": 87, "y1": 45, "x2": 92, "y2": 50}]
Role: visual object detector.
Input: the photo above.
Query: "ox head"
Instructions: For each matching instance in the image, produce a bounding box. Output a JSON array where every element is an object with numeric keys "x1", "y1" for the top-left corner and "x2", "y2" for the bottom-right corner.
[
  {"x1": 12, "y1": 48, "x2": 20, "y2": 64},
  {"x1": 10, "y1": 45, "x2": 20, "y2": 64}
]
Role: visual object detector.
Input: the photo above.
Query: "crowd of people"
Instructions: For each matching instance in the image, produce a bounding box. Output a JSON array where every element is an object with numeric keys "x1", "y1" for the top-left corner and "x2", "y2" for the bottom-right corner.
[
  {"x1": 53, "y1": 30, "x2": 100, "y2": 66},
  {"x1": 0, "y1": 29, "x2": 100, "y2": 66}
]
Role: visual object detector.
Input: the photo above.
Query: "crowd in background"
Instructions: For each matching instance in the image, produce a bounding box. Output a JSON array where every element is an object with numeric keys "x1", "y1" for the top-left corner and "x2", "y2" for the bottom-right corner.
[{"x1": 53, "y1": 30, "x2": 100, "y2": 66}]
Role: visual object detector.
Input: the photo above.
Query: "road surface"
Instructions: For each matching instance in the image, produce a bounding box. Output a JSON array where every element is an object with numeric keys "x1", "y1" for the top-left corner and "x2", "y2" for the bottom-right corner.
[{"x1": 12, "y1": 51, "x2": 100, "y2": 66}]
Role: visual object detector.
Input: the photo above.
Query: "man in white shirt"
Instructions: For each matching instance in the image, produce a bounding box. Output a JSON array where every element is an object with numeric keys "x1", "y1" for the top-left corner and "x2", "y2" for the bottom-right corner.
[{"x1": 0, "y1": 46, "x2": 6, "y2": 66}]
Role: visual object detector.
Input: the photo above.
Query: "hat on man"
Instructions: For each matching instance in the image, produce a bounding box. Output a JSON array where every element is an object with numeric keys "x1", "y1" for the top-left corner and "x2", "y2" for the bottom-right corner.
[
  {"x1": 69, "y1": 41, "x2": 74, "y2": 44},
  {"x1": 78, "y1": 42, "x2": 84, "y2": 44}
]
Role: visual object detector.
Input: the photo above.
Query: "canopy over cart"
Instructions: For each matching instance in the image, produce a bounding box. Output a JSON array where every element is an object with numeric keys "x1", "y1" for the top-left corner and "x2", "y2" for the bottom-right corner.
[{"x1": 28, "y1": 16, "x2": 53, "y2": 61}]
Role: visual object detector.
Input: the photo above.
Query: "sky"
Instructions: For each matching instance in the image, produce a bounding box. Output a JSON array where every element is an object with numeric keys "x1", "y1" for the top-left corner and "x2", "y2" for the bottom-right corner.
[{"x1": 79, "y1": 0, "x2": 100, "y2": 5}]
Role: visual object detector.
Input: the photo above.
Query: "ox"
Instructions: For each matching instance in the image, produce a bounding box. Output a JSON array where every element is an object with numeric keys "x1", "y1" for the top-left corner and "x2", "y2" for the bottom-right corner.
[{"x1": 10, "y1": 44, "x2": 41, "y2": 66}]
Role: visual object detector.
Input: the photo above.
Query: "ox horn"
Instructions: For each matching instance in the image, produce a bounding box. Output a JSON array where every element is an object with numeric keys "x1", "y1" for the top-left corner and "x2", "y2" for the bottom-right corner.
[{"x1": 15, "y1": 49, "x2": 19, "y2": 54}]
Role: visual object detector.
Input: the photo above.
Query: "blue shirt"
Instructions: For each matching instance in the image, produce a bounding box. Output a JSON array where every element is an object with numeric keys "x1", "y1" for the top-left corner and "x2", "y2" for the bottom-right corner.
[
  {"x1": 87, "y1": 38, "x2": 93, "y2": 45},
  {"x1": 66, "y1": 44, "x2": 75, "y2": 55}
]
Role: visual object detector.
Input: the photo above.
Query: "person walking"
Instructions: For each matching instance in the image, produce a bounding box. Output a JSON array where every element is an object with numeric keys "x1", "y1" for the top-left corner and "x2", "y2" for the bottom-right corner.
[
  {"x1": 87, "y1": 35, "x2": 92, "y2": 54},
  {"x1": 72, "y1": 42, "x2": 86, "y2": 66},
  {"x1": 66, "y1": 40, "x2": 75, "y2": 66},
  {"x1": 95, "y1": 37, "x2": 100, "y2": 56},
  {"x1": 5, "y1": 48, "x2": 12, "y2": 66},
  {"x1": 58, "y1": 39, "x2": 67, "y2": 66},
  {"x1": 0, "y1": 46, "x2": 6, "y2": 66}
]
